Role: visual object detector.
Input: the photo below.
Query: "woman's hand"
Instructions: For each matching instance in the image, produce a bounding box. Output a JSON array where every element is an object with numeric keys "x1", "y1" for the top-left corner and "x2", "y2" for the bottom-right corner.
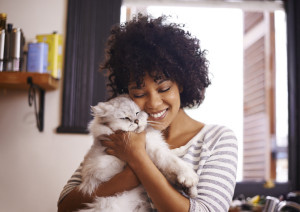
[
  {"x1": 100, "y1": 131, "x2": 190, "y2": 212},
  {"x1": 101, "y1": 130, "x2": 147, "y2": 164}
]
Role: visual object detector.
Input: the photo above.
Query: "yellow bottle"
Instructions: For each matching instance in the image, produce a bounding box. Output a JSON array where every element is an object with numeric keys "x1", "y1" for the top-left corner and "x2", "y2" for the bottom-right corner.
[{"x1": 36, "y1": 32, "x2": 63, "y2": 79}]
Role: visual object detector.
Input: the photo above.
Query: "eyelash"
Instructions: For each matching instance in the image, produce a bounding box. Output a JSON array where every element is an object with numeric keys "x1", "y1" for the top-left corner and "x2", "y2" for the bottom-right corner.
[
  {"x1": 160, "y1": 87, "x2": 170, "y2": 93},
  {"x1": 121, "y1": 117, "x2": 131, "y2": 121},
  {"x1": 133, "y1": 87, "x2": 170, "y2": 98},
  {"x1": 133, "y1": 94, "x2": 145, "y2": 98}
]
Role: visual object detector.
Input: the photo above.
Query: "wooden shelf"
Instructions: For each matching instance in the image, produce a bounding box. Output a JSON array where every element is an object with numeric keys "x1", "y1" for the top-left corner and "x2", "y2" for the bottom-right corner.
[
  {"x1": 0, "y1": 72, "x2": 60, "y2": 132},
  {"x1": 0, "y1": 72, "x2": 59, "y2": 90}
]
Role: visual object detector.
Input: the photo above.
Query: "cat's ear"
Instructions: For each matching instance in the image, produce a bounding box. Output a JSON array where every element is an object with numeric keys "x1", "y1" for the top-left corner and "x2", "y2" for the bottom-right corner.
[
  {"x1": 90, "y1": 106, "x2": 101, "y2": 117},
  {"x1": 91, "y1": 103, "x2": 114, "y2": 117}
]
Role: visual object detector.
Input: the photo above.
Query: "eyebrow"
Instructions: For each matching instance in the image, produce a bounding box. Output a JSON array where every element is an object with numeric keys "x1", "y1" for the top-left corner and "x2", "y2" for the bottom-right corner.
[{"x1": 128, "y1": 78, "x2": 169, "y2": 90}]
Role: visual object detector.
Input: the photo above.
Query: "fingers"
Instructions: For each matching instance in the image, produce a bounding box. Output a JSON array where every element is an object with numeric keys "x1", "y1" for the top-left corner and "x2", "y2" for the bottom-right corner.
[
  {"x1": 96, "y1": 134, "x2": 110, "y2": 141},
  {"x1": 101, "y1": 140, "x2": 114, "y2": 148},
  {"x1": 99, "y1": 131, "x2": 139, "y2": 158},
  {"x1": 101, "y1": 134, "x2": 125, "y2": 156},
  {"x1": 105, "y1": 147, "x2": 115, "y2": 156},
  {"x1": 101, "y1": 140, "x2": 116, "y2": 156},
  {"x1": 100, "y1": 134, "x2": 127, "y2": 146},
  {"x1": 108, "y1": 131, "x2": 129, "y2": 140}
]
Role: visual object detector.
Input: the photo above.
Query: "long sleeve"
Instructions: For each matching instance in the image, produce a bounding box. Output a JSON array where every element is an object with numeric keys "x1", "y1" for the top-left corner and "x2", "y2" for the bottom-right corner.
[
  {"x1": 172, "y1": 124, "x2": 238, "y2": 212},
  {"x1": 57, "y1": 164, "x2": 83, "y2": 205}
]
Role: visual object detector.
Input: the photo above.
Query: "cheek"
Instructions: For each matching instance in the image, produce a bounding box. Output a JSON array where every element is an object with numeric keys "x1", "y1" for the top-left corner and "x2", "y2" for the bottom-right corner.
[
  {"x1": 132, "y1": 99, "x2": 145, "y2": 111},
  {"x1": 167, "y1": 89, "x2": 181, "y2": 107}
]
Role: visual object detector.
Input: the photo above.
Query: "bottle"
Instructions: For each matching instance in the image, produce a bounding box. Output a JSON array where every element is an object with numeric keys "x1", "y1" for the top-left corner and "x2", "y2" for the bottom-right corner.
[
  {"x1": 12, "y1": 28, "x2": 23, "y2": 71},
  {"x1": 0, "y1": 29, "x2": 5, "y2": 71},
  {"x1": 20, "y1": 29, "x2": 26, "y2": 71},
  {"x1": 0, "y1": 14, "x2": 6, "y2": 71},
  {"x1": 0, "y1": 13, "x2": 7, "y2": 31},
  {"x1": 3, "y1": 23, "x2": 12, "y2": 71}
]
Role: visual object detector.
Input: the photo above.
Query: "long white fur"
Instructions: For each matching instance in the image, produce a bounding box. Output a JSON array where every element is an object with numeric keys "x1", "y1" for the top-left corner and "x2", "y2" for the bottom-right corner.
[{"x1": 77, "y1": 95, "x2": 199, "y2": 212}]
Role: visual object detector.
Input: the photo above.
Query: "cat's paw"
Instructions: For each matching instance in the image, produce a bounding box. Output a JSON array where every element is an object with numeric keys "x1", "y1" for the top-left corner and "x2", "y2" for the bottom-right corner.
[
  {"x1": 177, "y1": 169, "x2": 199, "y2": 197},
  {"x1": 187, "y1": 185, "x2": 198, "y2": 198},
  {"x1": 177, "y1": 170, "x2": 198, "y2": 187}
]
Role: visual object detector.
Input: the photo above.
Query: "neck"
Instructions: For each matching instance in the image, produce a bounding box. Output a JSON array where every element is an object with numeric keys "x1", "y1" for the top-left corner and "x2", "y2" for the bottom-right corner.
[
  {"x1": 163, "y1": 108, "x2": 204, "y2": 148},
  {"x1": 163, "y1": 109, "x2": 187, "y2": 139}
]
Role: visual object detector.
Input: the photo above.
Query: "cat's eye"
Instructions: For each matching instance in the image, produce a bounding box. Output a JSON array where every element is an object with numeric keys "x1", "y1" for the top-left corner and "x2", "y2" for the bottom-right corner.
[
  {"x1": 136, "y1": 112, "x2": 140, "y2": 115},
  {"x1": 121, "y1": 117, "x2": 131, "y2": 121}
]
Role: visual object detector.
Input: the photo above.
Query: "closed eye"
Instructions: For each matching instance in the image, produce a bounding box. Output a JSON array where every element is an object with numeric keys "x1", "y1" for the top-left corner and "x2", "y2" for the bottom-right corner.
[
  {"x1": 133, "y1": 94, "x2": 145, "y2": 98},
  {"x1": 121, "y1": 117, "x2": 131, "y2": 121},
  {"x1": 159, "y1": 87, "x2": 170, "y2": 93}
]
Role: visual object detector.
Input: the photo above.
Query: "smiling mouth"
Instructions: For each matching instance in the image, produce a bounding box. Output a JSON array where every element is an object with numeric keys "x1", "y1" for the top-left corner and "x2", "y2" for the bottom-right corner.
[{"x1": 149, "y1": 109, "x2": 168, "y2": 120}]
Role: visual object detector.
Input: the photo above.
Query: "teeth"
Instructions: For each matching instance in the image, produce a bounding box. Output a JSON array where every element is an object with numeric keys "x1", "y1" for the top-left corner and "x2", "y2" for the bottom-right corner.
[{"x1": 149, "y1": 110, "x2": 166, "y2": 118}]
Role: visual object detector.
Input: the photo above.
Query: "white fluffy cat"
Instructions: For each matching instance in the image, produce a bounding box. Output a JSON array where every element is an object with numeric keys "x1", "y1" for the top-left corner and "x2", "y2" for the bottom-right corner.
[{"x1": 77, "y1": 95, "x2": 198, "y2": 212}]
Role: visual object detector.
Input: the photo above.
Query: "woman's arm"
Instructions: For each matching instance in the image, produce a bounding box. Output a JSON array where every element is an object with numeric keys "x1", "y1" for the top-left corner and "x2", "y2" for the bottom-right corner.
[
  {"x1": 188, "y1": 126, "x2": 238, "y2": 212},
  {"x1": 104, "y1": 131, "x2": 191, "y2": 212},
  {"x1": 57, "y1": 166, "x2": 140, "y2": 212},
  {"x1": 129, "y1": 150, "x2": 191, "y2": 212}
]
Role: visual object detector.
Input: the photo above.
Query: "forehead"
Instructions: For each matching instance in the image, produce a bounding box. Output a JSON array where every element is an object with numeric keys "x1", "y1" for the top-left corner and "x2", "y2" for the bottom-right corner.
[
  {"x1": 129, "y1": 70, "x2": 166, "y2": 84},
  {"x1": 128, "y1": 74, "x2": 169, "y2": 90}
]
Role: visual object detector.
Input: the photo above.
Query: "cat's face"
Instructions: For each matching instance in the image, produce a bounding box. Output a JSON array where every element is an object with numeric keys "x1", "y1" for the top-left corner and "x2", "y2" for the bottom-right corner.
[{"x1": 92, "y1": 95, "x2": 148, "y2": 133}]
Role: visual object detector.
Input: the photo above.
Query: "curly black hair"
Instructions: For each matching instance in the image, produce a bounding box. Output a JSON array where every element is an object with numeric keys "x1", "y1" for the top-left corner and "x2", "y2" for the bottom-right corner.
[{"x1": 101, "y1": 14, "x2": 211, "y2": 108}]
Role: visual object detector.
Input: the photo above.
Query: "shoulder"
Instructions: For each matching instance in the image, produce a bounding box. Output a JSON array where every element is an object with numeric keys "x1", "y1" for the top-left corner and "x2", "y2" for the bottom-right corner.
[
  {"x1": 202, "y1": 124, "x2": 237, "y2": 140},
  {"x1": 201, "y1": 124, "x2": 238, "y2": 151}
]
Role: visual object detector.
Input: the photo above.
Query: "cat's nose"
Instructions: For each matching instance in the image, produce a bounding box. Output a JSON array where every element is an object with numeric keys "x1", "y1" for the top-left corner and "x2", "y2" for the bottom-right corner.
[{"x1": 134, "y1": 119, "x2": 139, "y2": 124}]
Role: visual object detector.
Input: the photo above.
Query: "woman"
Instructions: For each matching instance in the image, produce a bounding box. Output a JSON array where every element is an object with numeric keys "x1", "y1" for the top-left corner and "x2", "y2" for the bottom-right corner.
[{"x1": 58, "y1": 14, "x2": 238, "y2": 212}]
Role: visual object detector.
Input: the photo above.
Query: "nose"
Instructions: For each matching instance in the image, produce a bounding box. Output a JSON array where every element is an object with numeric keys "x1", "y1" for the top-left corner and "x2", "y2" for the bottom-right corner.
[
  {"x1": 134, "y1": 119, "x2": 139, "y2": 124},
  {"x1": 147, "y1": 92, "x2": 163, "y2": 109}
]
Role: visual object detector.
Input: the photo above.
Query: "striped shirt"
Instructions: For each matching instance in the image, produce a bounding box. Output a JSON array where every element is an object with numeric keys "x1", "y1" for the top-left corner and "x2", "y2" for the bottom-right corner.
[{"x1": 58, "y1": 124, "x2": 238, "y2": 212}]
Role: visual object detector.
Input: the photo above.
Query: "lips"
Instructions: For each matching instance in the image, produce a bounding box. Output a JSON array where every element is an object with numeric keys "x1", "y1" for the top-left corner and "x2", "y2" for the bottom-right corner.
[{"x1": 148, "y1": 109, "x2": 168, "y2": 120}]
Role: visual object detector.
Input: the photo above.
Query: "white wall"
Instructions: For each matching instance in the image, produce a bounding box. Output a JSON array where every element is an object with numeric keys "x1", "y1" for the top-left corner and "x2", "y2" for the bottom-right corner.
[{"x1": 0, "y1": 0, "x2": 92, "y2": 211}]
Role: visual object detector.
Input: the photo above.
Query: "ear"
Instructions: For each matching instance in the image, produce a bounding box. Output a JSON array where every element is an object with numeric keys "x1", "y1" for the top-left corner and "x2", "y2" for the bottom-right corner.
[
  {"x1": 91, "y1": 103, "x2": 114, "y2": 117},
  {"x1": 91, "y1": 105, "x2": 103, "y2": 117}
]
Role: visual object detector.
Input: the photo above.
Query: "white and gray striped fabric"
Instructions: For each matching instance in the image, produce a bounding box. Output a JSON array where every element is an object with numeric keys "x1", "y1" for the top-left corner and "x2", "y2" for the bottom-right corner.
[
  {"x1": 58, "y1": 124, "x2": 238, "y2": 212},
  {"x1": 172, "y1": 124, "x2": 238, "y2": 212}
]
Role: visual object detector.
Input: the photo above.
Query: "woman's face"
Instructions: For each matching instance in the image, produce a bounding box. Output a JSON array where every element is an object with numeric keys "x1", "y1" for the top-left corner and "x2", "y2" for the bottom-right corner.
[{"x1": 128, "y1": 74, "x2": 181, "y2": 130}]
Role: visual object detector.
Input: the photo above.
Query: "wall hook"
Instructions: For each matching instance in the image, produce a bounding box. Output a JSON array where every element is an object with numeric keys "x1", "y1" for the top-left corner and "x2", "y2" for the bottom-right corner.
[{"x1": 27, "y1": 76, "x2": 45, "y2": 132}]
